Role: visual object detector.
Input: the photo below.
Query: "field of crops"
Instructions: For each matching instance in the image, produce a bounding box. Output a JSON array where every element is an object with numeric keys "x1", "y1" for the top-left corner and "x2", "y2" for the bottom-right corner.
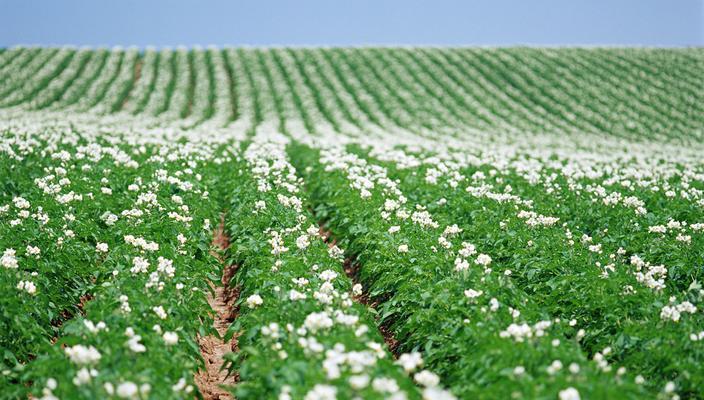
[{"x1": 0, "y1": 46, "x2": 703, "y2": 399}]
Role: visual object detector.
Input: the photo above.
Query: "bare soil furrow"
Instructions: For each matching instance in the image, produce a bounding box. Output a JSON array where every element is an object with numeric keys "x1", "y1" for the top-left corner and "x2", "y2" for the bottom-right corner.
[
  {"x1": 195, "y1": 216, "x2": 239, "y2": 400},
  {"x1": 319, "y1": 225, "x2": 401, "y2": 357}
]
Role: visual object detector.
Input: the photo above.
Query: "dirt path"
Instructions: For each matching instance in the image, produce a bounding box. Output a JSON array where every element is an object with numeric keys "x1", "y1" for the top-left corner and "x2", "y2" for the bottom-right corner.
[
  {"x1": 195, "y1": 216, "x2": 239, "y2": 400},
  {"x1": 319, "y1": 226, "x2": 401, "y2": 357}
]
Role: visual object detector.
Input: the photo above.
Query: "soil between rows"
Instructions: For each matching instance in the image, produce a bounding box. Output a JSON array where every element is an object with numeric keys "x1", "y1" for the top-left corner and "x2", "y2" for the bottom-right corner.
[
  {"x1": 318, "y1": 225, "x2": 401, "y2": 357},
  {"x1": 194, "y1": 215, "x2": 239, "y2": 400}
]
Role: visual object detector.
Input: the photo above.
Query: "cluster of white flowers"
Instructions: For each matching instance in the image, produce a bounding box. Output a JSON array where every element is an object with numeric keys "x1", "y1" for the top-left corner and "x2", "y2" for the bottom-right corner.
[
  {"x1": 558, "y1": 387, "x2": 581, "y2": 400},
  {"x1": 629, "y1": 255, "x2": 668, "y2": 291},
  {"x1": 124, "y1": 235, "x2": 159, "y2": 252},
  {"x1": 64, "y1": 345, "x2": 102, "y2": 365},
  {"x1": 517, "y1": 210, "x2": 560, "y2": 227},
  {"x1": 130, "y1": 256, "x2": 150, "y2": 274},
  {"x1": 119, "y1": 295, "x2": 132, "y2": 313},
  {"x1": 475, "y1": 253, "x2": 492, "y2": 267},
  {"x1": 1, "y1": 248, "x2": 18, "y2": 269},
  {"x1": 105, "y1": 380, "x2": 152, "y2": 399},
  {"x1": 95, "y1": 242, "x2": 109, "y2": 253},
  {"x1": 163, "y1": 331, "x2": 179, "y2": 345},
  {"x1": 660, "y1": 299, "x2": 697, "y2": 322},
  {"x1": 499, "y1": 320, "x2": 552, "y2": 342},
  {"x1": 16, "y1": 280, "x2": 37, "y2": 295},
  {"x1": 411, "y1": 209, "x2": 440, "y2": 229},
  {"x1": 152, "y1": 305, "x2": 168, "y2": 320},
  {"x1": 269, "y1": 231, "x2": 290, "y2": 255},
  {"x1": 463, "y1": 288, "x2": 483, "y2": 299},
  {"x1": 246, "y1": 293, "x2": 264, "y2": 309},
  {"x1": 84, "y1": 320, "x2": 107, "y2": 334}
]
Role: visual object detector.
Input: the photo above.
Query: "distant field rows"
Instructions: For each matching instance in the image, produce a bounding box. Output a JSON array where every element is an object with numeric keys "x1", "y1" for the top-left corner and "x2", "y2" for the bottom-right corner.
[{"x1": 0, "y1": 47, "x2": 702, "y2": 141}]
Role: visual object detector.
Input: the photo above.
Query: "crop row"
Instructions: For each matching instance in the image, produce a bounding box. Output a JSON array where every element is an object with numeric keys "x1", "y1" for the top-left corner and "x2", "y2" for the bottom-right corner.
[
  {"x1": 289, "y1": 142, "x2": 655, "y2": 399},
  {"x1": 1, "y1": 127, "x2": 234, "y2": 398},
  {"x1": 222, "y1": 132, "x2": 455, "y2": 399},
  {"x1": 350, "y1": 142, "x2": 704, "y2": 397}
]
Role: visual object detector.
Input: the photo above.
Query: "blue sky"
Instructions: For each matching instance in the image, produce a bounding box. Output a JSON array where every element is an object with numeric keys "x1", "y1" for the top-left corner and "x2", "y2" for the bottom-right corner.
[{"x1": 1, "y1": 0, "x2": 702, "y2": 47}]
